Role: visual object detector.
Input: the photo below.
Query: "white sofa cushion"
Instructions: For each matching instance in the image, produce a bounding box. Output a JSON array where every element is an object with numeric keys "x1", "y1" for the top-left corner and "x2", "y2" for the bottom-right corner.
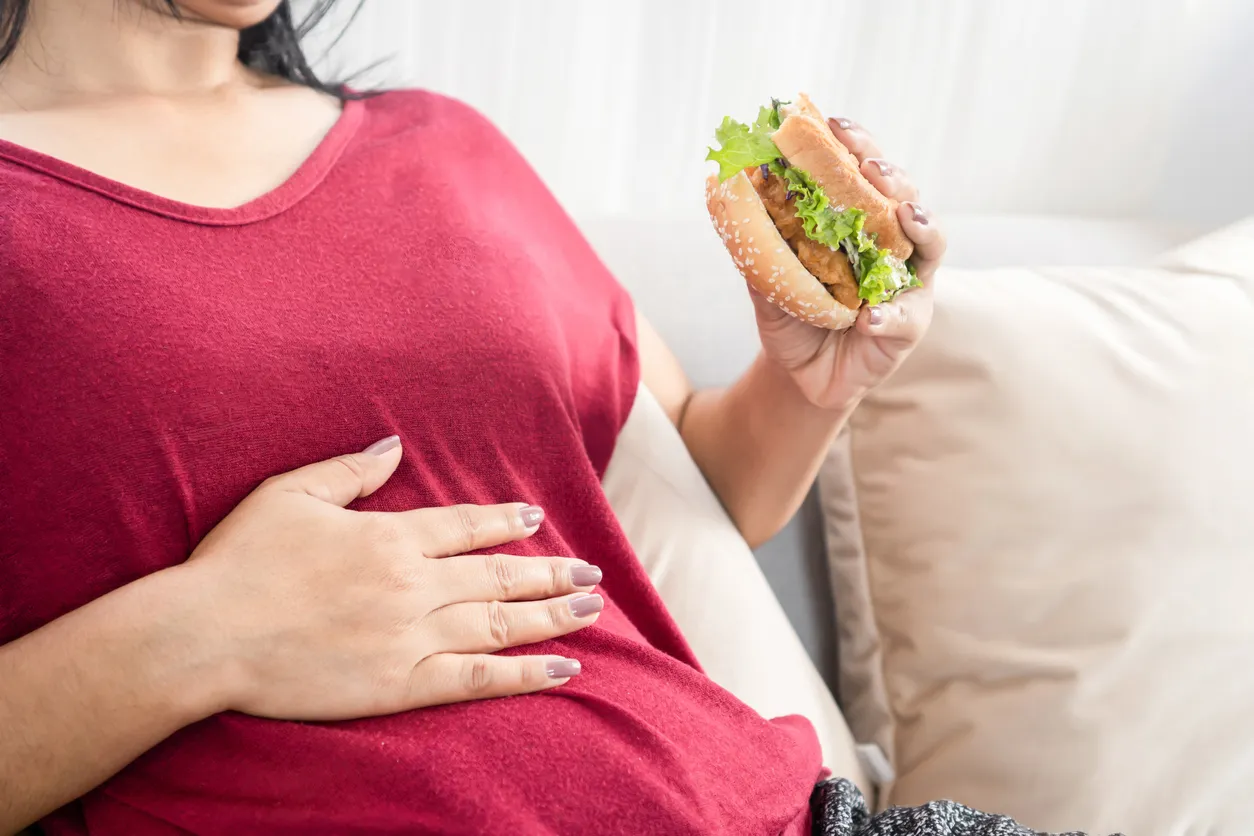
[
  {"x1": 818, "y1": 217, "x2": 1254, "y2": 834},
  {"x1": 603, "y1": 383, "x2": 869, "y2": 794}
]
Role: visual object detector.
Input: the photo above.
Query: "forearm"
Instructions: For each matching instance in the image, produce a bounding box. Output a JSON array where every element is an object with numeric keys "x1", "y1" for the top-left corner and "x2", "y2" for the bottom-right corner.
[
  {"x1": 680, "y1": 351, "x2": 855, "y2": 548},
  {"x1": 0, "y1": 566, "x2": 229, "y2": 834}
]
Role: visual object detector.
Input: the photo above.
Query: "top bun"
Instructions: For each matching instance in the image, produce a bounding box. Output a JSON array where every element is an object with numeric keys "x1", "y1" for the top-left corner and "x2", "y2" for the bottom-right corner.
[{"x1": 772, "y1": 94, "x2": 912, "y2": 261}]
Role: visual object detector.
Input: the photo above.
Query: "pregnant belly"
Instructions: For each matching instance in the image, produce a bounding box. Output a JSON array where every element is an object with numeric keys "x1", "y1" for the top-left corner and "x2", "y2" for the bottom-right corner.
[{"x1": 61, "y1": 628, "x2": 821, "y2": 836}]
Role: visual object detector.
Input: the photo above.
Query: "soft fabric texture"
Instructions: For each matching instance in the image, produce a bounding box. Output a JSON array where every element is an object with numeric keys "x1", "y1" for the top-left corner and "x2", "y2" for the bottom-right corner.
[
  {"x1": 817, "y1": 217, "x2": 1254, "y2": 835},
  {"x1": 603, "y1": 383, "x2": 870, "y2": 794},
  {"x1": 807, "y1": 778, "x2": 1101, "y2": 836},
  {"x1": 0, "y1": 89, "x2": 821, "y2": 835}
]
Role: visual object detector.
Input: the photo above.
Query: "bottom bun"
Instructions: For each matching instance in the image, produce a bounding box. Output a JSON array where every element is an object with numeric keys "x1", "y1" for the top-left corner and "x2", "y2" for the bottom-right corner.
[{"x1": 704, "y1": 171, "x2": 859, "y2": 331}]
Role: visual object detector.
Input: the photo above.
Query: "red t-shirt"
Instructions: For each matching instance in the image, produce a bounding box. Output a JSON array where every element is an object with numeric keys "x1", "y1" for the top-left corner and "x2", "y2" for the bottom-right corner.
[{"x1": 0, "y1": 90, "x2": 820, "y2": 835}]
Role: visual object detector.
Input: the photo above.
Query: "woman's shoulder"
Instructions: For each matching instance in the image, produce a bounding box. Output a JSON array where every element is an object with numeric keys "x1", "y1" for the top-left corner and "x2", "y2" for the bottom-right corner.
[
  {"x1": 353, "y1": 87, "x2": 547, "y2": 197},
  {"x1": 355, "y1": 88, "x2": 508, "y2": 148}
]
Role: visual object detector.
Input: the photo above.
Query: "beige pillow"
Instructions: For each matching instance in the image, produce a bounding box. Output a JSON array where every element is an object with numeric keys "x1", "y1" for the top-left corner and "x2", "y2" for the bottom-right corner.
[
  {"x1": 604, "y1": 384, "x2": 869, "y2": 794},
  {"x1": 819, "y1": 218, "x2": 1254, "y2": 835}
]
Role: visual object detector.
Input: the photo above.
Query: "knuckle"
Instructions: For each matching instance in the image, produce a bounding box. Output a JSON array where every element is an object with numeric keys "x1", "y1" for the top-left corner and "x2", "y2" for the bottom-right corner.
[
  {"x1": 369, "y1": 516, "x2": 405, "y2": 547},
  {"x1": 364, "y1": 521, "x2": 415, "y2": 590},
  {"x1": 517, "y1": 661, "x2": 542, "y2": 689},
  {"x1": 545, "y1": 599, "x2": 567, "y2": 632},
  {"x1": 487, "y1": 554, "x2": 519, "y2": 598},
  {"x1": 547, "y1": 560, "x2": 564, "y2": 593},
  {"x1": 378, "y1": 562, "x2": 417, "y2": 595},
  {"x1": 331, "y1": 454, "x2": 367, "y2": 483},
  {"x1": 486, "y1": 601, "x2": 512, "y2": 648},
  {"x1": 453, "y1": 504, "x2": 482, "y2": 552},
  {"x1": 463, "y1": 657, "x2": 493, "y2": 693},
  {"x1": 502, "y1": 505, "x2": 523, "y2": 537}
]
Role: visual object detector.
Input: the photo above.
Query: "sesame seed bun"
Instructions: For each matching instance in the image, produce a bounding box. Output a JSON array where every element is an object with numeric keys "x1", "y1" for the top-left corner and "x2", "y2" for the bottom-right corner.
[
  {"x1": 705, "y1": 93, "x2": 913, "y2": 331},
  {"x1": 705, "y1": 169, "x2": 859, "y2": 331}
]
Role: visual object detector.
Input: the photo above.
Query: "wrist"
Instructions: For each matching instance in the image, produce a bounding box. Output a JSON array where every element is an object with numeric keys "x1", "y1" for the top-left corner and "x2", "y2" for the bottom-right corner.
[{"x1": 135, "y1": 564, "x2": 241, "y2": 721}]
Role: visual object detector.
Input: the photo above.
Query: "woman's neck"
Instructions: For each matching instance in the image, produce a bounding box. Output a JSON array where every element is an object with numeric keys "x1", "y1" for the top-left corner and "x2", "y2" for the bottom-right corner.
[{"x1": 0, "y1": 0, "x2": 250, "y2": 108}]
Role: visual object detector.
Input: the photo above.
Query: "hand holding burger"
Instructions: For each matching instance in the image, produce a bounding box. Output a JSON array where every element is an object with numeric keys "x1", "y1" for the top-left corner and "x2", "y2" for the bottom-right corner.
[{"x1": 705, "y1": 94, "x2": 946, "y2": 410}]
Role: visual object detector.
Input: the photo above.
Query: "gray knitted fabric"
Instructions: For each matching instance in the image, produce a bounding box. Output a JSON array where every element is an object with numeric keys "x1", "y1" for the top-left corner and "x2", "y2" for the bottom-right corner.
[{"x1": 809, "y1": 778, "x2": 1122, "y2": 836}]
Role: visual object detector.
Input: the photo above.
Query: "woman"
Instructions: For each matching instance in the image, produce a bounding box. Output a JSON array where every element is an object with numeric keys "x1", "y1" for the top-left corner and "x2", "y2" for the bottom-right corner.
[{"x1": 0, "y1": 2, "x2": 1042, "y2": 835}]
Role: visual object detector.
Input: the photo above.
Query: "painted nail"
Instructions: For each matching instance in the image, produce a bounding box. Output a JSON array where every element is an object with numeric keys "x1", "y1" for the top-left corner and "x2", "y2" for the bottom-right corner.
[
  {"x1": 833, "y1": 117, "x2": 856, "y2": 130},
  {"x1": 905, "y1": 202, "x2": 929, "y2": 225},
  {"x1": 570, "y1": 564, "x2": 603, "y2": 587},
  {"x1": 519, "y1": 505, "x2": 545, "y2": 528},
  {"x1": 867, "y1": 158, "x2": 892, "y2": 177},
  {"x1": 546, "y1": 658, "x2": 582, "y2": 679},
  {"x1": 363, "y1": 435, "x2": 400, "y2": 456},
  {"x1": 570, "y1": 593, "x2": 605, "y2": 618},
  {"x1": 868, "y1": 306, "x2": 886, "y2": 326}
]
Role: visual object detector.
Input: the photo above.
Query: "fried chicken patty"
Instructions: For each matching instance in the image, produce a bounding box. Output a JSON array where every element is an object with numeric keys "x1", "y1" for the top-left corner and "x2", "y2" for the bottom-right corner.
[{"x1": 747, "y1": 165, "x2": 861, "y2": 311}]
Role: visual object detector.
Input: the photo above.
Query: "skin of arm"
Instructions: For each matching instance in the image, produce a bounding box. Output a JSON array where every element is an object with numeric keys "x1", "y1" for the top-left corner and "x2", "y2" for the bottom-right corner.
[
  {"x1": 0, "y1": 567, "x2": 229, "y2": 834},
  {"x1": 636, "y1": 312, "x2": 853, "y2": 550}
]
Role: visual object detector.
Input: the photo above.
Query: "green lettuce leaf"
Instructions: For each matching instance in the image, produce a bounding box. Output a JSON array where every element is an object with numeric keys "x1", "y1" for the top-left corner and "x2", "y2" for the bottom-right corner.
[
  {"x1": 770, "y1": 162, "x2": 862, "y2": 249},
  {"x1": 854, "y1": 247, "x2": 921, "y2": 307},
  {"x1": 705, "y1": 106, "x2": 782, "y2": 182},
  {"x1": 767, "y1": 98, "x2": 788, "y2": 129}
]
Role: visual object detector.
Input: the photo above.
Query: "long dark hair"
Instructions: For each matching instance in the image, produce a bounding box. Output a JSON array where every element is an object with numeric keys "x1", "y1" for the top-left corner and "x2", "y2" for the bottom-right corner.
[{"x1": 0, "y1": 0, "x2": 363, "y2": 99}]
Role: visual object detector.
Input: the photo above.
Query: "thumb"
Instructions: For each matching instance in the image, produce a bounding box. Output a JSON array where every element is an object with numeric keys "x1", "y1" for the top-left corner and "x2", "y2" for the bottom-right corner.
[{"x1": 269, "y1": 435, "x2": 403, "y2": 507}]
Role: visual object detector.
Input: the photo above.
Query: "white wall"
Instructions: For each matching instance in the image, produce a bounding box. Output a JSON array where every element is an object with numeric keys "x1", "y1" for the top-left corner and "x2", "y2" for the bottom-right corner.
[{"x1": 306, "y1": 0, "x2": 1253, "y2": 226}]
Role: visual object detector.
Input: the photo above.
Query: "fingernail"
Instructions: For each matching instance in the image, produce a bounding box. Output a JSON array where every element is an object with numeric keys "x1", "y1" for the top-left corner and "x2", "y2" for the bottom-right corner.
[
  {"x1": 867, "y1": 158, "x2": 892, "y2": 177},
  {"x1": 570, "y1": 564, "x2": 603, "y2": 587},
  {"x1": 905, "y1": 201, "x2": 929, "y2": 225},
  {"x1": 519, "y1": 505, "x2": 544, "y2": 528},
  {"x1": 363, "y1": 435, "x2": 400, "y2": 456},
  {"x1": 868, "y1": 306, "x2": 885, "y2": 326},
  {"x1": 546, "y1": 658, "x2": 582, "y2": 679},
  {"x1": 833, "y1": 117, "x2": 855, "y2": 130},
  {"x1": 570, "y1": 593, "x2": 604, "y2": 618}
]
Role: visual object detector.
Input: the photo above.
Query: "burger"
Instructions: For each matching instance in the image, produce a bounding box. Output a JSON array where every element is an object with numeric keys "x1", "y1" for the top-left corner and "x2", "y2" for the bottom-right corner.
[{"x1": 704, "y1": 93, "x2": 919, "y2": 330}]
